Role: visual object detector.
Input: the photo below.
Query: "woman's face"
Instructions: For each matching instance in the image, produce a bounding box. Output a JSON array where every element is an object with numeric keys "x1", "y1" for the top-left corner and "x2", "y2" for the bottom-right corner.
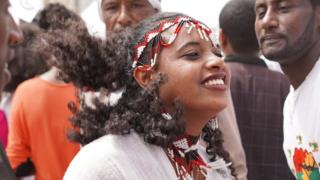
[{"x1": 156, "y1": 24, "x2": 230, "y2": 121}]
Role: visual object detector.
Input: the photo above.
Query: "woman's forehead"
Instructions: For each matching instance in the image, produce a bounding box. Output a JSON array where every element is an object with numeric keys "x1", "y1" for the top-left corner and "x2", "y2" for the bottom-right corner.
[
  {"x1": 132, "y1": 16, "x2": 216, "y2": 69},
  {"x1": 161, "y1": 23, "x2": 215, "y2": 48}
]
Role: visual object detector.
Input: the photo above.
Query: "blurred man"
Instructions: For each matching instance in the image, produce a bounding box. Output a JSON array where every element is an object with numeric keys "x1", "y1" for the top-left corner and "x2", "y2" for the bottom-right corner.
[
  {"x1": 98, "y1": 0, "x2": 160, "y2": 36},
  {"x1": 0, "y1": 0, "x2": 22, "y2": 148},
  {"x1": 0, "y1": 1, "x2": 22, "y2": 94},
  {"x1": 0, "y1": 1, "x2": 22, "y2": 179},
  {"x1": 255, "y1": 0, "x2": 320, "y2": 178},
  {"x1": 219, "y1": 0, "x2": 294, "y2": 179}
]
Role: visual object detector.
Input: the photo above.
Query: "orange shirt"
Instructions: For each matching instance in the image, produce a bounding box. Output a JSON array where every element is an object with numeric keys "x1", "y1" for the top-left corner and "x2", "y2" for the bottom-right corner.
[{"x1": 6, "y1": 77, "x2": 80, "y2": 180}]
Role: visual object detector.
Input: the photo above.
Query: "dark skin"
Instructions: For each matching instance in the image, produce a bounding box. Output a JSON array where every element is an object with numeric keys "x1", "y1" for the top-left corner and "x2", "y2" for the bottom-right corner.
[
  {"x1": 281, "y1": 41, "x2": 320, "y2": 89},
  {"x1": 255, "y1": 0, "x2": 320, "y2": 88},
  {"x1": 134, "y1": 23, "x2": 228, "y2": 179},
  {"x1": 0, "y1": 0, "x2": 22, "y2": 97},
  {"x1": 100, "y1": 0, "x2": 158, "y2": 35}
]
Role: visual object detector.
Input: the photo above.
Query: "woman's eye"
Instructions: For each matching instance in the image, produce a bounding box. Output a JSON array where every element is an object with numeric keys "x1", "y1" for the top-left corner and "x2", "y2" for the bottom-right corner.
[
  {"x1": 212, "y1": 50, "x2": 222, "y2": 57},
  {"x1": 183, "y1": 52, "x2": 200, "y2": 60}
]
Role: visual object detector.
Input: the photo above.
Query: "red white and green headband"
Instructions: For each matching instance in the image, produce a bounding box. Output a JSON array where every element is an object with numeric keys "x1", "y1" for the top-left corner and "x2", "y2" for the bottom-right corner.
[{"x1": 132, "y1": 16, "x2": 213, "y2": 70}]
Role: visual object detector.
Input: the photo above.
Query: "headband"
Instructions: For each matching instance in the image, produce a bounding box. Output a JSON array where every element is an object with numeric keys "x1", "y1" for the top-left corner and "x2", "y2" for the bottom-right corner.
[{"x1": 132, "y1": 16, "x2": 213, "y2": 70}]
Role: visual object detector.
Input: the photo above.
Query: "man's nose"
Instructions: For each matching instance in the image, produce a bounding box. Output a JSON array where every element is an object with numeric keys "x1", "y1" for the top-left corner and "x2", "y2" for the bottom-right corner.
[
  {"x1": 8, "y1": 14, "x2": 23, "y2": 46},
  {"x1": 261, "y1": 9, "x2": 279, "y2": 31},
  {"x1": 117, "y1": 5, "x2": 133, "y2": 28}
]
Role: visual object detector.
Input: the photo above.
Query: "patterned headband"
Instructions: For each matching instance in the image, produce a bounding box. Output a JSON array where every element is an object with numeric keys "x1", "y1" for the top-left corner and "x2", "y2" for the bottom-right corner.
[{"x1": 132, "y1": 16, "x2": 213, "y2": 70}]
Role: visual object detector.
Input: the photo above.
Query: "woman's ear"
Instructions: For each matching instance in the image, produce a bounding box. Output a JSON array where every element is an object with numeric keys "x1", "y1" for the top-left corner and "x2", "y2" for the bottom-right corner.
[{"x1": 133, "y1": 67, "x2": 154, "y2": 88}]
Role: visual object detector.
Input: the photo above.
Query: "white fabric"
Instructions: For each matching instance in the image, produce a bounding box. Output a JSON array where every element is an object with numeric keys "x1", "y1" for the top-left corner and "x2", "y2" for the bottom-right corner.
[
  {"x1": 283, "y1": 59, "x2": 320, "y2": 177},
  {"x1": 146, "y1": 0, "x2": 162, "y2": 11},
  {"x1": 0, "y1": 93, "x2": 12, "y2": 120},
  {"x1": 64, "y1": 132, "x2": 233, "y2": 180}
]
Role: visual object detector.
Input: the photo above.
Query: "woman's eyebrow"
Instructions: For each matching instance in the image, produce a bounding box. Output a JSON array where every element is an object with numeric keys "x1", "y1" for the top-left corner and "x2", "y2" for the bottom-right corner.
[{"x1": 176, "y1": 41, "x2": 200, "y2": 52}]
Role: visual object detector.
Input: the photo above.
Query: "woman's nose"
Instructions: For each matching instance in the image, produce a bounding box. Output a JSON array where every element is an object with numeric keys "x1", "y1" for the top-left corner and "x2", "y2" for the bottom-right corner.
[{"x1": 205, "y1": 55, "x2": 225, "y2": 70}]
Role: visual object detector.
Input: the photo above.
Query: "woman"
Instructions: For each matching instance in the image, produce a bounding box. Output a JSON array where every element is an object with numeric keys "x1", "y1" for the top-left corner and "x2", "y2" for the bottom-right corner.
[{"x1": 39, "y1": 12, "x2": 235, "y2": 180}]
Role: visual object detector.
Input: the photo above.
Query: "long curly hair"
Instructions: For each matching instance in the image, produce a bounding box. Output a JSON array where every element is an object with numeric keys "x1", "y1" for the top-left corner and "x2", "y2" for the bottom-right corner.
[{"x1": 36, "y1": 12, "x2": 235, "y2": 176}]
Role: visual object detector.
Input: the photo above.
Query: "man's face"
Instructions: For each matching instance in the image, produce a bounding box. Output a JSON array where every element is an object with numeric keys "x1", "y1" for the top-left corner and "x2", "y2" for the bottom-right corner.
[
  {"x1": 0, "y1": 0, "x2": 10, "y2": 63},
  {"x1": 0, "y1": 0, "x2": 11, "y2": 93},
  {"x1": 255, "y1": 0, "x2": 318, "y2": 64},
  {"x1": 0, "y1": 0, "x2": 22, "y2": 95},
  {"x1": 101, "y1": 0, "x2": 157, "y2": 34}
]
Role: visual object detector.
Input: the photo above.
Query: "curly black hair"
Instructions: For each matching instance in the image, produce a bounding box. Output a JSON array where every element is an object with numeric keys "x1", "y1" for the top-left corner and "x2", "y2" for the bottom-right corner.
[
  {"x1": 4, "y1": 22, "x2": 49, "y2": 93},
  {"x1": 36, "y1": 12, "x2": 235, "y2": 176},
  {"x1": 32, "y1": 3, "x2": 82, "y2": 31}
]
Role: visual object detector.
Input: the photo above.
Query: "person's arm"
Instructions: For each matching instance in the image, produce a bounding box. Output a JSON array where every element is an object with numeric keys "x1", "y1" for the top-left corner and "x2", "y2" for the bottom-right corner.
[
  {"x1": 218, "y1": 90, "x2": 248, "y2": 180},
  {"x1": 6, "y1": 90, "x2": 31, "y2": 171}
]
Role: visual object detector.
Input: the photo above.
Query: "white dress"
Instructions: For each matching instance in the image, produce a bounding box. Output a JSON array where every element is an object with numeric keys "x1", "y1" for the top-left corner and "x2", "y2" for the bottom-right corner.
[
  {"x1": 283, "y1": 59, "x2": 320, "y2": 179},
  {"x1": 64, "y1": 132, "x2": 233, "y2": 180}
]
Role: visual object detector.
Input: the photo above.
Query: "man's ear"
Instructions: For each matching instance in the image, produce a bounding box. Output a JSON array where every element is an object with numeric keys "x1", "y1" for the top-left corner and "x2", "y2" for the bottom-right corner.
[
  {"x1": 133, "y1": 67, "x2": 154, "y2": 88},
  {"x1": 219, "y1": 29, "x2": 227, "y2": 50}
]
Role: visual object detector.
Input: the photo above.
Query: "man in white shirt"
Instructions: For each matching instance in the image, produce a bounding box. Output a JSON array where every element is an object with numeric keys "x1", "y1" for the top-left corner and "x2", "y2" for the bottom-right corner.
[{"x1": 255, "y1": 0, "x2": 320, "y2": 179}]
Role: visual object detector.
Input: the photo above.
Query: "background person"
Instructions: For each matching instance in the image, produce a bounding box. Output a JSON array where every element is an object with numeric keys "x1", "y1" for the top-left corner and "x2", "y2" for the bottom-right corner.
[
  {"x1": 6, "y1": 3, "x2": 81, "y2": 180},
  {"x1": 219, "y1": 0, "x2": 293, "y2": 179},
  {"x1": 255, "y1": 0, "x2": 320, "y2": 178},
  {"x1": 1, "y1": 22, "x2": 49, "y2": 120},
  {"x1": 0, "y1": 0, "x2": 22, "y2": 149}
]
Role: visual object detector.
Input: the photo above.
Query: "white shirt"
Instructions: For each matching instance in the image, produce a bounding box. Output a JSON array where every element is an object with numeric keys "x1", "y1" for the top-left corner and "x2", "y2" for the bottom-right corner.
[
  {"x1": 283, "y1": 59, "x2": 320, "y2": 179},
  {"x1": 64, "y1": 132, "x2": 233, "y2": 180}
]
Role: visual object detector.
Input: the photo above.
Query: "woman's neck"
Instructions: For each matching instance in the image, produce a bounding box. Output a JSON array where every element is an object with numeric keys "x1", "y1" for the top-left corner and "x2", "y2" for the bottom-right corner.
[{"x1": 183, "y1": 111, "x2": 215, "y2": 136}]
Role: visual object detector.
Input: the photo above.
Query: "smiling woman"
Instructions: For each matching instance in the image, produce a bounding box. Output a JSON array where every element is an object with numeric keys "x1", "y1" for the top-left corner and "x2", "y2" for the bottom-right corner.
[{"x1": 36, "y1": 12, "x2": 235, "y2": 180}]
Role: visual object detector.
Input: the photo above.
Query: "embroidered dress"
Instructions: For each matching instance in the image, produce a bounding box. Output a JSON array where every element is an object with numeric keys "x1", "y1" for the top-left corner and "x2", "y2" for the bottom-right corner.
[
  {"x1": 283, "y1": 59, "x2": 320, "y2": 180},
  {"x1": 167, "y1": 134, "x2": 233, "y2": 180}
]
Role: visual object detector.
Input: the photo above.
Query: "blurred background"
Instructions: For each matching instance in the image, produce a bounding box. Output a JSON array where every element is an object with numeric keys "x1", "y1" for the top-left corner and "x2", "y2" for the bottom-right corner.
[{"x1": 10, "y1": 0, "x2": 229, "y2": 38}]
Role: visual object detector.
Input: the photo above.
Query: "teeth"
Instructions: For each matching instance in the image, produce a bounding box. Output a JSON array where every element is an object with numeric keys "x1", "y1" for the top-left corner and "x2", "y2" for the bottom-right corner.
[{"x1": 204, "y1": 79, "x2": 225, "y2": 86}]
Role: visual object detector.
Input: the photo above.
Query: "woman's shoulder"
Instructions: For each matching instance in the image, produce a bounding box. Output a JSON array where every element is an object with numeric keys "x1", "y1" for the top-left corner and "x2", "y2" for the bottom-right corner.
[
  {"x1": 64, "y1": 132, "x2": 174, "y2": 180},
  {"x1": 63, "y1": 134, "x2": 136, "y2": 180},
  {"x1": 71, "y1": 133, "x2": 143, "y2": 162},
  {"x1": 64, "y1": 133, "x2": 156, "y2": 179}
]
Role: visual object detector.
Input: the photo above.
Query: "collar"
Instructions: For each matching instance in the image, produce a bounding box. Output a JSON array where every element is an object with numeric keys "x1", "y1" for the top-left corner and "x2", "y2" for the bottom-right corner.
[{"x1": 224, "y1": 55, "x2": 267, "y2": 68}]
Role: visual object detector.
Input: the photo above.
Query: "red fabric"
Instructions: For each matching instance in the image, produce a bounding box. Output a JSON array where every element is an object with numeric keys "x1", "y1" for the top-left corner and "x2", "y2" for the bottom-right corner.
[{"x1": 0, "y1": 110, "x2": 8, "y2": 148}]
